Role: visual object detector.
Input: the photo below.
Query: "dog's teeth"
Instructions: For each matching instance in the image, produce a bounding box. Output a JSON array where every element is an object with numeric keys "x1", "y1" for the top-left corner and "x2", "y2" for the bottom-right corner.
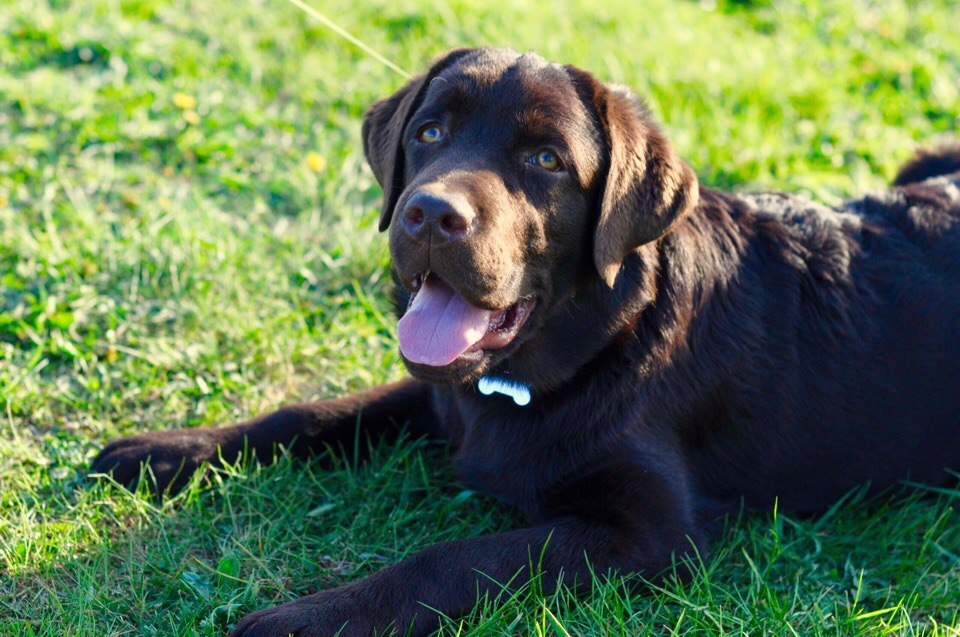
[{"x1": 488, "y1": 306, "x2": 511, "y2": 332}]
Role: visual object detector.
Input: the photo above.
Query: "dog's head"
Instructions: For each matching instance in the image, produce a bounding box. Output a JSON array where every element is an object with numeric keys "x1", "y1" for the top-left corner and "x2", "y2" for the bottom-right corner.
[{"x1": 362, "y1": 47, "x2": 698, "y2": 386}]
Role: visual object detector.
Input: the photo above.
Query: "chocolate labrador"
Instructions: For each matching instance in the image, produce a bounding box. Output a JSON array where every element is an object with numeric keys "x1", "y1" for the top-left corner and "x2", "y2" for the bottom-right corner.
[{"x1": 92, "y1": 47, "x2": 960, "y2": 636}]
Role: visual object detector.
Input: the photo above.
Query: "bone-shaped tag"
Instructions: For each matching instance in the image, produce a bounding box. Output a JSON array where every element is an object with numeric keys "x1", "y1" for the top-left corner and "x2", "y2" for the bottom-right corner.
[{"x1": 477, "y1": 375, "x2": 531, "y2": 406}]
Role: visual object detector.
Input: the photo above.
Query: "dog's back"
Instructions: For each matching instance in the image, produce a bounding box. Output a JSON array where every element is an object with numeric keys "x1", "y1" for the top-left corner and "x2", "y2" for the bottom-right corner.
[
  {"x1": 838, "y1": 154, "x2": 960, "y2": 493},
  {"x1": 685, "y1": 147, "x2": 960, "y2": 513}
]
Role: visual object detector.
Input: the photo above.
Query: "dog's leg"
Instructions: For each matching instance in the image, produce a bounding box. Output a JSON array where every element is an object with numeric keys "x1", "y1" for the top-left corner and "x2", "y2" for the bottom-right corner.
[
  {"x1": 91, "y1": 379, "x2": 437, "y2": 494},
  {"x1": 231, "y1": 456, "x2": 703, "y2": 637}
]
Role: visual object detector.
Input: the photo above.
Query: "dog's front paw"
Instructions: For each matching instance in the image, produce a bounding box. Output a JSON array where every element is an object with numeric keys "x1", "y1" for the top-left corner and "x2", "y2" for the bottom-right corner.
[
  {"x1": 91, "y1": 427, "x2": 237, "y2": 495},
  {"x1": 231, "y1": 590, "x2": 380, "y2": 637}
]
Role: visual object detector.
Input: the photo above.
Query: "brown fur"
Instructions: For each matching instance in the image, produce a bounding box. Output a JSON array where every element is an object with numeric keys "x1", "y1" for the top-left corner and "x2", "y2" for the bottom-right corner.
[{"x1": 92, "y1": 48, "x2": 960, "y2": 636}]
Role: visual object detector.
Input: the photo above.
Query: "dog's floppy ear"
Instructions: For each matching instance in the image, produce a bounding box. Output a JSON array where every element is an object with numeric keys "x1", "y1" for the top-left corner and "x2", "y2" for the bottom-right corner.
[
  {"x1": 569, "y1": 68, "x2": 699, "y2": 286},
  {"x1": 362, "y1": 48, "x2": 475, "y2": 232}
]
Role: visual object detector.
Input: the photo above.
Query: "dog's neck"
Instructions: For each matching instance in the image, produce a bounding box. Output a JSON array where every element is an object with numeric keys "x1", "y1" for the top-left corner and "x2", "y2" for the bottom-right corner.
[{"x1": 489, "y1": 188, "x2": 747, "y2": 400}]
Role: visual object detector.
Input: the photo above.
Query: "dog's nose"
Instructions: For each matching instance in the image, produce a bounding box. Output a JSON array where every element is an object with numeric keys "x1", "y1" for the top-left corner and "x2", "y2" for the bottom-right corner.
[{"x1": 401, "y1": 192, "x2": 475, "y2": 243}]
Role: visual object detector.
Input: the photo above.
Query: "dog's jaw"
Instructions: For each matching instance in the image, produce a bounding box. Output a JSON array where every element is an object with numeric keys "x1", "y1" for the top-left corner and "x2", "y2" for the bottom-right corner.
[{"x1": 395, "y1": 272, "x2": 538, "y2": 384}]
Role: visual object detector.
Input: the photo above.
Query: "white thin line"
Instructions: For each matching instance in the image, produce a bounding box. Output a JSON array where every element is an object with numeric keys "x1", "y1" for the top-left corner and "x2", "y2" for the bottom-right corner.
[{"x1": 281, "y1": 0, "x2": 411, "y2": 79}]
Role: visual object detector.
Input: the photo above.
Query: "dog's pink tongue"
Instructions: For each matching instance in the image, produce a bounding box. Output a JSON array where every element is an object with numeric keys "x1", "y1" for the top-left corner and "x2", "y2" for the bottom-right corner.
[{"x1": 398, "y1": 277, "x2": 492, "y2": 367}]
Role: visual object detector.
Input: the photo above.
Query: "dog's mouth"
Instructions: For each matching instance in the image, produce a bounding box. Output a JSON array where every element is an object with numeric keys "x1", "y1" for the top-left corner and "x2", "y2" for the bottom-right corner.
[{"x1": 397, "y1": 272, "x2": 536, "y2": 368}]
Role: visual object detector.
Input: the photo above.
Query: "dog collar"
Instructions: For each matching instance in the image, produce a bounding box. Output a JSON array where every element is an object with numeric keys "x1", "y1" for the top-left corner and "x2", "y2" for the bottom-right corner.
[{"x1": 477, "y1": 375, "x2": 531, "y2": 406}]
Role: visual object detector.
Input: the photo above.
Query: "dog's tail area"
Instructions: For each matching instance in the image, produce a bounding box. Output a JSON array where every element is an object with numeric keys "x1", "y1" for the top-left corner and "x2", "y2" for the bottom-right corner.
[{"x1": 892, "y1": 144, "x2": 960, "y2": 186}]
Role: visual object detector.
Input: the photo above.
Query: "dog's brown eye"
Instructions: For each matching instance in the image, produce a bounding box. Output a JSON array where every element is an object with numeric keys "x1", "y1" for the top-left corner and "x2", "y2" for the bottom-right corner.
[
  {"x1": 418, "y1": 125, "x2": 443, "y2": 144},
  {"x1": 533, "y1": 150, "x2": 561, "y2": 171}
]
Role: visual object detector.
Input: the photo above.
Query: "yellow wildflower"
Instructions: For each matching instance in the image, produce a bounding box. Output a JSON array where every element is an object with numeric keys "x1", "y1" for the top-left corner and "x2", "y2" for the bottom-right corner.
[
  {"x1": 305, "y1": 151, "x2": 326, "y2": 172},
  {"x1": 173, "y1": 93, "x2": 197, "y2": 110}
]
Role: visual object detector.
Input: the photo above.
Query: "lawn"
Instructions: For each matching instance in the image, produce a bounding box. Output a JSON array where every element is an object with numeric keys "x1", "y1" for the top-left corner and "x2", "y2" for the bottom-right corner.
[{"x1": 2, "y1": 0, "x2": 960, "y2": 634}]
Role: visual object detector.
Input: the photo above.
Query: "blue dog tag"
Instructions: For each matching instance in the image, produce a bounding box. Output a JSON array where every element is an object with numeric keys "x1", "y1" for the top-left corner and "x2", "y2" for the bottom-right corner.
[{"x1": 477, "y1": 375, "x2": 531, "y2": 406}]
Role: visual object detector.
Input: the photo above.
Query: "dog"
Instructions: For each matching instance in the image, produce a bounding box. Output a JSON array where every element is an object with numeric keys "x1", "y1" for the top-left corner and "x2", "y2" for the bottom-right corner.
[{"x1": 92, "y1": 47, "x2": 960, "y2": 636}]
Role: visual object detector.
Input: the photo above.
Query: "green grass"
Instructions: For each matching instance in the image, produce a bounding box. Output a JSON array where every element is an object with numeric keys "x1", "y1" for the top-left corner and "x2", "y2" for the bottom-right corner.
[{"x1": 2, "y1": 0, "x2": 960, "y2": 634}]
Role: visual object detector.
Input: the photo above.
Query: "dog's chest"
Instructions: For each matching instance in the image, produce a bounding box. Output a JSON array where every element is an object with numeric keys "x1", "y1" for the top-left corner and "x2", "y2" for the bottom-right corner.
[
  {"x1": 439, "y1": 390, "x2": 624, "y2": 520},
  {"x1": 450, "y1": 405, "x2": 560, "y2": 516}
]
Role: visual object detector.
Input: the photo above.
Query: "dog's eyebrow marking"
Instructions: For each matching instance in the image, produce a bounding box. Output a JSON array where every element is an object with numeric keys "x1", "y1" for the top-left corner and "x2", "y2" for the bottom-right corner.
[
  {"x1": 478, "y1": 375, "x2": 532, "y2": 406},
  {"x1": 518, "y1": 105, "x2": 570, "y2": 131},
  {"x1": 425, "y1": 78, "x2": 473, "y2": 113}
]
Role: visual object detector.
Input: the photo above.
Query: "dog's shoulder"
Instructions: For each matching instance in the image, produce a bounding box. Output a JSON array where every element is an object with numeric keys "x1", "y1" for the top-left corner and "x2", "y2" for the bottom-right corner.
[
  {"x1": 740, "y1": 191, "x2": 864, "y2": 237},
  {"x1": 730, "y1": 191, "x2": 864, "y2": 286},
  {"x1": 735, "y1": 178, "x2": 959, "y2": 274}
]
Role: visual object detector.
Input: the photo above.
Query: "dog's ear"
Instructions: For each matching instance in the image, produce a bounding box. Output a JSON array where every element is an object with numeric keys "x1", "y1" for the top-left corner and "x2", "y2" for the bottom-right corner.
[
  {"x1": 568, "y1": 68, "x2": 699, "y2": 287},
  {"x1": 362, "y1": 48, "x2": 475, "y2": 232}
]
